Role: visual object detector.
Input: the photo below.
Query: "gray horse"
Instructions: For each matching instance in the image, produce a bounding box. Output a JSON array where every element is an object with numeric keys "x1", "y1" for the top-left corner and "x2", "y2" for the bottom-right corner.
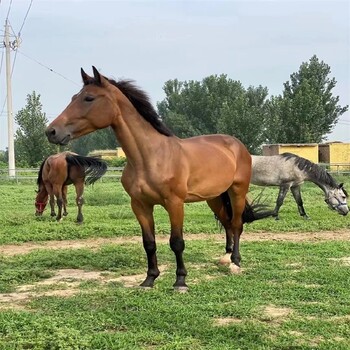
[{"x1": 251, "y1": 153, "x2": 349, "y2": 219}]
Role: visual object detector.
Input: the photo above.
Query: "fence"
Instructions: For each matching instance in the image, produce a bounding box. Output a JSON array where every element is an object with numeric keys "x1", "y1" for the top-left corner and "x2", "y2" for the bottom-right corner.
[
  {"x1": 0, "y1": 164, "x2": 350, "y2": 182},
  {"x1": 0, "y1": 167, "x2": 125, "y2": 182}
]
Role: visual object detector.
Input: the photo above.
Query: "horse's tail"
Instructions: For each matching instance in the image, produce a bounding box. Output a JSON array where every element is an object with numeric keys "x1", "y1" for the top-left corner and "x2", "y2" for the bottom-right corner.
[
  {"x1": 37, "y1": 157, "x2": 48, "y2": 189},
  {"x1": 220, "y1": 191, "x2": 274, "y2": 224},
  {"x1": 65, "y1": 154, "x2": 108, "y2": 185}
]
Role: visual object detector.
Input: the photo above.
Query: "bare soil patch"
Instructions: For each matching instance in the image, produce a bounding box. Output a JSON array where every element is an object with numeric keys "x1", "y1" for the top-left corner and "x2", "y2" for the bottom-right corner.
[
  {"x1": 213, "y1": 317, "x2": 242, "y2": 326},
  {"x1": 1, "y1": 230, "x2": 350, "y2": 257},
  {"x1": 0, "y1": 265, "x2": 170, "y2": 309},
  {"x1": 263, "y1": 304, "x2": 293, "y2": 320}
]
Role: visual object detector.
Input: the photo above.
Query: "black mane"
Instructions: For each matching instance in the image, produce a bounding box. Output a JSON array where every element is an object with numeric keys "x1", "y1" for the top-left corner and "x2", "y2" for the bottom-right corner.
[
  {"x1": 281, "y1": 153, "x2": 338, "y2": 188},
  {"x1": 85, "y1": 75, "x2": 173, "y2": 136}
]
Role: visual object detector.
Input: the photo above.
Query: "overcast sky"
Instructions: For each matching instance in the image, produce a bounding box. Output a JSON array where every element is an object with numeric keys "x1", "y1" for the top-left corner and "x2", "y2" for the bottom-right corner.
[{"x1": 0, "y1": 0, "x2": 349, "y2": 151}]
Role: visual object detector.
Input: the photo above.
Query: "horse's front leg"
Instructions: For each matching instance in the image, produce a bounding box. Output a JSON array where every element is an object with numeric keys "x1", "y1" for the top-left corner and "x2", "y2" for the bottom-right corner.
[
  {"x1": 74, "y1": 182, "x2": 84, "y2": 223},
  {"x1": 290, "y1": 185, "x2": 309, "y2": 219},
  {"x1": 46, "y1": 184, "x2": 56, "y2": 217},
  {"x1": 131, "y1": 199, "x2": 160, "y2": 288},
  {"x1": 49, "y1": 194, "x2": 56, "y2": 217},
  {"x1": 53, "y1": 185, "x2": 63, "y2": 221},
  {"x1": 62, "y1": 185, "x2": 68, "y2": 217},
  {"x1": 165, "y1": 200, "x2": 187, "y2": 290}
]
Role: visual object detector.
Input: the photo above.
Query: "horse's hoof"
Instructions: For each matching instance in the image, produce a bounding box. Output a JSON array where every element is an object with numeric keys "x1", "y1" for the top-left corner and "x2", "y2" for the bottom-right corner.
[
  {"x1": 174, "y1": 285, "x2": 188, "y2": 293},
  {"x1": 229, "y1": 263, "x2": 241, "y2": 274},
  {"x1": 219, "y1": 253, "x2": 232, "y2": 265},
  {"x1": 303, "y1": 215, "x2": 310, "y2": 220},
  {"x1": 140, "y1": 277, "x2": 155, "y2": 288}
]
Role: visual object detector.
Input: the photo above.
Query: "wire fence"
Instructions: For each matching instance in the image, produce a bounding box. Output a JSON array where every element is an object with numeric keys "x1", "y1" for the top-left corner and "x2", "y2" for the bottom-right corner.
[{"x1": 0, "y1": 164, "x2": 350, "y2": 183}]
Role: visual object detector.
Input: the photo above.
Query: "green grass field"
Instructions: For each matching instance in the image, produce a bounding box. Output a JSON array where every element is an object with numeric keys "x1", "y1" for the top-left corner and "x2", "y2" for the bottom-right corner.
[{"x1": 0, "y1": 178, "x2": 349, "y2": 349}]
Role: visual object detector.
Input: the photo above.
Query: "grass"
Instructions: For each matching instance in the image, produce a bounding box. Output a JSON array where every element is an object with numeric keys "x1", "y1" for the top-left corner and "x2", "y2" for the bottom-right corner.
[{"x1": 0, "y1": 178, "x2": 349, "y2": 349}]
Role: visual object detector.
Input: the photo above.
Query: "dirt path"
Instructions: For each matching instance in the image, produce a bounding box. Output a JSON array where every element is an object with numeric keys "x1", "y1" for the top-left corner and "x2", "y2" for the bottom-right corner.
[{"x1": 1, "y1": 230, "x2": 350, "y2": 257}]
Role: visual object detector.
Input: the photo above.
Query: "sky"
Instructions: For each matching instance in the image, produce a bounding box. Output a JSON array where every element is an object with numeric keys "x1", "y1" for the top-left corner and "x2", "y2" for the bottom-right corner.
[{"x1": 0, "y1": 0, "x2": 349, "y2": 151}]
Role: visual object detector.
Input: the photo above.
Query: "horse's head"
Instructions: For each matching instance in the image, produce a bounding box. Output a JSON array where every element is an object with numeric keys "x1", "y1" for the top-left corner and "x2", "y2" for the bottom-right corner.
[
  {"x1": 35, "y1": 189, "x2": 48, "y2": 216},
  {"x1": 46, "y1": 66, "x2": 118, "y2": 145},
  {"x1": 35, "y1": 201, "x2": 47, "y2": 216},
  {"x1": 325, "y1": 183, "x2": 349, "y2": 216}
]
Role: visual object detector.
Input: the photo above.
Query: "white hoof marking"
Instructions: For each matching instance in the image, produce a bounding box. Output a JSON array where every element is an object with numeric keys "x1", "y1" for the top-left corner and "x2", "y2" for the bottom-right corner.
[
  {"x1": 219, "y1": 253, "x2": 231, "y2": 265},
  {"x1": 229, "y1": 263, "x2": 241, "y2": 274}
]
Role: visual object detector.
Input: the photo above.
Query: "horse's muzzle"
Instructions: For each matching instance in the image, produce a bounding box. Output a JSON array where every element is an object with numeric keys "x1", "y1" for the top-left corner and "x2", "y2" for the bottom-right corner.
[{"x1": 45, "y1": 127, "x2": 71, "y2": 145}]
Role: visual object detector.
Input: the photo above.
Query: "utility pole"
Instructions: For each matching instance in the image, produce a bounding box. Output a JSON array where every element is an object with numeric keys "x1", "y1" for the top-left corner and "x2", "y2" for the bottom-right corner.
[{"x1": 4, "y1": 19, "x2": 15, "y2": 177}]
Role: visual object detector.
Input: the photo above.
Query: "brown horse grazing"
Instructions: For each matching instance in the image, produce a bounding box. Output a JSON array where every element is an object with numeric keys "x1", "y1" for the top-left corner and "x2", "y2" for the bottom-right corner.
[
  {"x1": 46, "y1": 66, "x2": 273, "y2": 289},
  {"x1": 35, "y1": 151, "x2": 107, "y2": 223}
]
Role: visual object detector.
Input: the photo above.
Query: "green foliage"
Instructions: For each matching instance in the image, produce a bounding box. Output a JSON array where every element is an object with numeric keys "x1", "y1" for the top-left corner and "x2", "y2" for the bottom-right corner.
[
  {"x1": 266, "y1": 55, "x2": 348, "y2": 143},
  {"x1": 103, "y1": 157, "x2": 127, "y2": 167},
  {"x1": 69, "y1": 127, "x2": 118, "y2": 156},
  {"x1": 14, "y1": 91, "x2": 56, "y2": 167},
  {"x1": 158, "y1": 75, "x2": 269, "y2": 153},
  {"x1": 158, "y1": 56, "x2": 347, "y2": 149}
]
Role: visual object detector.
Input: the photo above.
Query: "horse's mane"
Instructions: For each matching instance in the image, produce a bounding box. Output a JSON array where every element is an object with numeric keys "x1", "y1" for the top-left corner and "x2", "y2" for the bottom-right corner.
[
  {"x1": 112, "y1": 79, "x2": 174, "y2": 137},
  {"x1": 37, "y1": 157, "x2": 48, "y2": 189},
  {"x1": 65, "y1": 154, "x2": 107, "y2": 185},
  {"x1": 281, "y1": 153, "x2": 338, "y2": 188},
  {"x1": 85, "y1": 75, "x2": 173, "y2": 137}
]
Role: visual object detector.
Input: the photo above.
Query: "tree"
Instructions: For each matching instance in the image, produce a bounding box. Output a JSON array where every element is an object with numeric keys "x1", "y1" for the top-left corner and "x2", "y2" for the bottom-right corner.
[
  {"x1": 14, "y1": 91, "x2": 56, "y2": 167},
  {"x1": 266, "y1": 55, "x2": 348, "y2": 143},
  {"x1": 157, "y1": 75, "x2": 269, "y2": 153}
]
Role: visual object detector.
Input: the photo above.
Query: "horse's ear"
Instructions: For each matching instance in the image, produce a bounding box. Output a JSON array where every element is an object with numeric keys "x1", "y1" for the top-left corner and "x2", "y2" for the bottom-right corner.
[
  {"x1": 92, "y1": 66, "x2": 108, "y2": 87},
  {"x1": 81, "y1": 68, "x2": 91, "y2": 85},
  {"x1": 92, "y1": 66, "x2": 101, "y2": 85},
  {"x1": 339, "y1": 183, "x2": 344, "y2": 189}
]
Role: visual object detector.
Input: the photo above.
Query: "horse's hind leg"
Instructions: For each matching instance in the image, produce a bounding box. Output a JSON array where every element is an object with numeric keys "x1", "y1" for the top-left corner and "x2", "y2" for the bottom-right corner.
[
  {"x1": 229, "y1": 189, "x2": 247, "y2": 272},
  {"x1": 207, "y1": 197, "x2": 233, "y2": 265},
  {"x1": 290, "y1": 185, "x2": 309, "y2": 219},
  {"x1": 273, "y1": 185, "x2": 290, "y2": 220},
  {"x1": 131, "y1": 199, "x2": 160, "y2": 288},
  {"x1": 74, "y1": 182, "x2": 84, "y2": 223}
]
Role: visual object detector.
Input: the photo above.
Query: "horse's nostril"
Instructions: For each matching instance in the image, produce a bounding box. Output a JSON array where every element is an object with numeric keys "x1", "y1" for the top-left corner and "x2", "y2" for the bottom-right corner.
[{"x1": 46, "y1": 127, "x2": 56, "y2": 138}]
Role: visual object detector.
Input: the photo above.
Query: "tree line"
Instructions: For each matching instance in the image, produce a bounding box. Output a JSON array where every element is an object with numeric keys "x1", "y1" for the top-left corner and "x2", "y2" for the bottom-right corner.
[{"x1": 1, "y1": 55, "x2": 347, "y2": 167}]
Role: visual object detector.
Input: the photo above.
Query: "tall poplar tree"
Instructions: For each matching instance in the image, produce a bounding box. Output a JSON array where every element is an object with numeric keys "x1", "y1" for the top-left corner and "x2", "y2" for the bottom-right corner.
[{"x1": 14, "y1": 91, "x2": 56, "y2": 167}]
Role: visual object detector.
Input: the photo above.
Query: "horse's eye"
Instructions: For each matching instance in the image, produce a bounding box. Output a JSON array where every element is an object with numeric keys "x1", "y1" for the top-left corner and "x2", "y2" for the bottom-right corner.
[{"x1": 84, "y1": 96, "x2": 95, "y2": 102}]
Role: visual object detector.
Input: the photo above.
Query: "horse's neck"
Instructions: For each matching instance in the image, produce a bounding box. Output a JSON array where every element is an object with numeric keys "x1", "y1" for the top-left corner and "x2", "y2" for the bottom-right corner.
[
  {"x1": 110, "y1": 98, "x2": 166, "y2": 167},
  {"x1": 36, "y1": 184, "x2": 48, "y2": 202},
  {"x1": 309, "y1": 178, "x2": 333, "y2": 197}
]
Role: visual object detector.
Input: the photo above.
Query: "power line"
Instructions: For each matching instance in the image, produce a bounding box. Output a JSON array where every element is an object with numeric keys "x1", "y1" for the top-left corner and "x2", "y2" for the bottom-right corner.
[
  {"x1": 18, "y1": 0, "x2": 33, "y2": 36},
  {"x1": 17, "y1": 50, "x2": 80, "y2": 86},
  {"x1": 5, "y1": 0, "x2": 12, "y2": 20}
]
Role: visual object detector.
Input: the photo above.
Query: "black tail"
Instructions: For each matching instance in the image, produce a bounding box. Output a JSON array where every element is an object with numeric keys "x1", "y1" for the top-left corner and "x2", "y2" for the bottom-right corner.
[
  {"x1": 37, "y1": 157, "x2": 48, "y2": 189},
  {"x1": 220, "y1": 191, "x2": 274, "y2": 224},
  {"x1": 65, "y1": 154, "x2": 108, "y2": 185}
]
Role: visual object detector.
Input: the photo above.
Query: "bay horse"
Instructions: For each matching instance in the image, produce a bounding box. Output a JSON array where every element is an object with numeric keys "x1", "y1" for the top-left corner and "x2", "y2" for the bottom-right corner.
[
  {"x1": 251, "y1": 153, "x2": 349, "y2": 220},
  {"x1": 35, "y1": 151, "x2": 107, "y2": 223},
  {"x1": 45, "y1": 66, "x2": 273, "y2": 290}
]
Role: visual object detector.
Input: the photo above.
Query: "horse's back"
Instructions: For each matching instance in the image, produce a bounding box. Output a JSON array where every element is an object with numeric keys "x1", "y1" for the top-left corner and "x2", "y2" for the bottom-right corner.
[{"x1": 251, "y1": 155, "x2": 305, "y2": 186}]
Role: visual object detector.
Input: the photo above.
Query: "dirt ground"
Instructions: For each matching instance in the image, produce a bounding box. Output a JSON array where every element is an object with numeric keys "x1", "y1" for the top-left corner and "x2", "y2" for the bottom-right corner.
[{"x1": 0, "y1": 229, "x2": 350, "y2": 257}]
